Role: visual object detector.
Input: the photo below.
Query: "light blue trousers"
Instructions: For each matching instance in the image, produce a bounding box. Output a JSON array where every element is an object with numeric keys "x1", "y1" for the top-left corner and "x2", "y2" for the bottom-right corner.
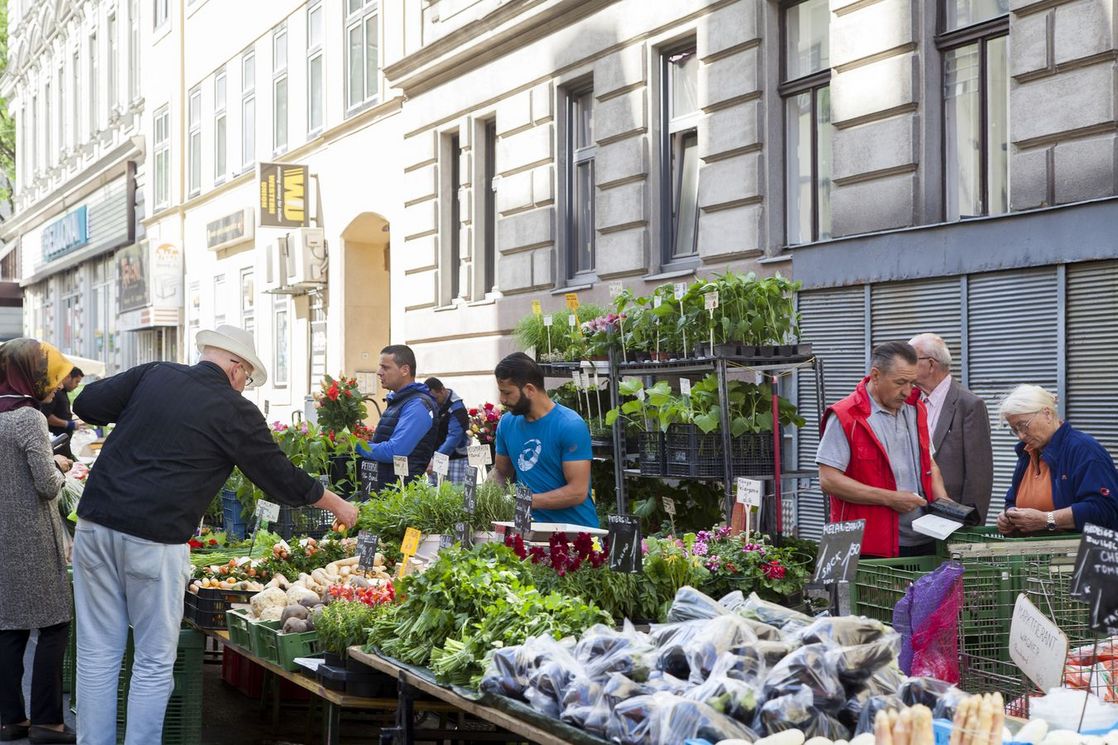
[{"x1": 72, "y1": 519, "x2": 190, "y2": 745}]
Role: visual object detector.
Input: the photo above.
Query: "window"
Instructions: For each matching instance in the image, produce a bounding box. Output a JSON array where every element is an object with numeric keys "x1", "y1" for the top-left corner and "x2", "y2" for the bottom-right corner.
[
  {"x1": 89, "y1": 32, "x2": 98, "y2": 134},
  {"x1": 939, "y1": 1, "x2": 1009, "y2": 220},
  {"x1": 661, "y1": 45, "x2": 700, "y2": 261},
  {"x1": 307, "y1": 3, "x2": 323, "y2": 133},
  {"x1": 130, "y1": 0, "x2": 140, "y2": 101},
  {"x1": 44, "y1": 82, "x2": 51, "y2": 166},
  {"x1": 213, "y1": 274, "x2": 226, "y2": 326},
  {"x1": 241, "y1": 52, "x2": 255, "y2": 169},
  {"x1": 188, "y1": 87, "x2": 201, "y2": 196},
  {"x1": 72, "y1": 51, "x2": 80, "y2": 144},
  {"x1": 30, "y1": 95, "x2": 37, "y2": 174},
  {"x1": 345, "y1": 0, "x2": 378, "y2": 112},
  {"x1": 240, "y1": 268, "x2": 254, "y2": 336},
  {"x1": 153, "y1": 106, "x2": 169, "y2": 208},
  {"x1": 781, "y1": 0, "x2": 832, "y2": 245},
  {"x1": 57, "y1": 67, "x2": 64, "y2": 151},
  {"x1": 108, "y1": 14, "x2": 118, "y2": 112},
  {"x1": 481, "y1": 121, "x2": 497, "y2": 295},
  {"x1": 154, "y1": 0, "x2": 169, "y2": 29},
  {"x1": 214, "y1": 70, "x2": 226, "y2": 183},
  {"x1": 566, "y1": 88, "x2": 596, "y2": 277},
  {"x1": 272, "y1": 26, "x2": 288, "y2": 152},
  {"x1": 273, "y1": 296, "x2": 289, "y2": 387},
  {"x1": 444, "y1": 133, "x2": 462, "y2": 302}
]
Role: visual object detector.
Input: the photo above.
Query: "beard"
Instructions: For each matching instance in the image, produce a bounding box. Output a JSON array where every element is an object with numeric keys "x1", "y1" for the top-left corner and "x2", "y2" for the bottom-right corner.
[{"x1": 508, "y1": 389, "x2": 532, "y2": 416}]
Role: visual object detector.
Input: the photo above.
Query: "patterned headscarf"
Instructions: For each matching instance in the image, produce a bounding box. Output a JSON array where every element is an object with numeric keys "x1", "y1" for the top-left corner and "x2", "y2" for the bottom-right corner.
[{"x1": 0, "y1": 338, "x2": 74, "y2": 414}]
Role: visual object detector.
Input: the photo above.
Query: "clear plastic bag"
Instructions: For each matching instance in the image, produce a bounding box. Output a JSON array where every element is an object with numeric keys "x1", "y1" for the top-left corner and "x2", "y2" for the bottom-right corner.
[
  {"x1": 666, "y1": 586, "x2": 729, "y2": 622},
  {"x1": 754, "y1": 685, "x2": 852, "y2": 739},
  {"x1": 852, "y1": 693, "x2": 903, "y2": 735},
  {"x1": 756, "y1": 640, "x2": 801, "y2": 667},
  {"x1": 480, "y1": 635, "x2": 569, "y2": 699},
  {"x1": 760, "y1": 643, "x2": 847, "y2": 713},
  {"x1": 649, "y1": 694, "x2": 759, "y2": 744},
  {"x1": 685, "y1": 652, "x2": 764, "y2": 723},
  {"x1": 739, "y1": 591, "x2": 813, "y2": 633},
  {"x1": 574, "y1": 621, "x2": 654, "y2": 683},
  {"x1": 650, "y1": 614, "x2": 759, "y2": 683},
  {"x1": 524, "y1": 643, "x2": 584, "y2": 718},
  {"x1": 796, "y1": 615, "x2": 893, "y2": 647},
  {"x1": 897, "y1": 676, "x2": 958, "y2": 709},
  {"x1": 931, "y1": 685, "x2": 971, "y2": 722},
  {"x1": 558, "y1": 676, "x2": 607, "y2": 733}
]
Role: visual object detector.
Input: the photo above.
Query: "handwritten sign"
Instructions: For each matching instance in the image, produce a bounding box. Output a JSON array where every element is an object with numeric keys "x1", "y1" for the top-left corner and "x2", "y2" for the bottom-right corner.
[
  {"x1": 1071, "y1": 523, "x2": 1118, "y2": 600},
  {"x1": 432, "y1": 452, "x2": 450, "y2": 477},
  {"x1": 514, "y1": 484, "x2": 533, "y2": 536},
  {"x1": 393, "y1": 455, "x2": 409, "y2": 478},
  {"x1": 463, "y1": 469, "x2": 478, "y2": 514},
  {"x1": 543, "y1": 314, "x2": 553, "y2": 327},
  {"x1": 680, "y1": 378, "x2": 692, "y2": 397},
  {"x1": 1009, "y1": 593, "x2": 1068, "y2": 692},
  {"x1": 812, "y1": 520, "x2": 866, "y2": 585},
  {"x1": 438, "y1": 534, "x2": 455, "y2": 550},
  {"x1": 662, "y1": 496, "x2": 676, "y2": 516},
  {"x1": 609, "y1": 281, "x2": 624, "y2": 298},
  {"x1": 673, "y1": 282, "x2": 686, "y2": 301},
  {"x1": 467, "y1": 445, "x2": 493, "y2": 468},
  {"x1": 568, "y1": 313, "x2": 577, "y2": 328},
  {"x1": 704, "y1": 290, "x2": 719, "y2": 311},
  {"x1": 565, "y1": 293, "x2": 580, "y2": 311},
  {"x1": 455, "y1": 521, "x2": 470, "y2": 547},
  {"x1": 531, "y1": 300, "x2": 542, "y2": 316},
  {"x1": 358, "y1": 460, "x2": 379, "y2": 498},
  {"x1": 735, "y1": 477, "x2": 763, "y2": 508},
  {"x1": 356, "y1": 532, "x2": 379, "y2": 573},
  {"x1": 607, "y1": 515, "x2": 642, "y2": 573},
  {"x1": 653, "y1": 295, "x2": 663, "y2": 309},
  {"x1": 255, "y1": 499, "x2": 280, "y2": 525},
  {"x1": 400, "y1": 527, "x2": 422, "y2": 557}
]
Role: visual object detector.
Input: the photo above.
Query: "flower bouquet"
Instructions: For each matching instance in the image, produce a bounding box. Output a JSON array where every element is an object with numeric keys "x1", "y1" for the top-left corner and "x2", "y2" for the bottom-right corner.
[
  {"x1": 468, "y1": 402, "x2": 503, "y2": 445},
  {"x1": 313, "y1": 374, "x2": 369, "y2": 435}
]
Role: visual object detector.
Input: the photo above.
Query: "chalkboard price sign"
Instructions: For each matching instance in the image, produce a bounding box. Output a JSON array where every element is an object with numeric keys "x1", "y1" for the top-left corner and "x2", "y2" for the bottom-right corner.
[
  {"x1": 356, "y1": 532, "x2": 379, "y2": 573},
  {"x1": 438, "y1": 534, "x2": 455, "y2": 550},
  {"x1": 514, "y1": 484, "x2": 533, "y2": 536},
  {"x1": 463, "y1": 474, "x2": 478, "y2": 515},
  {"x1": 812, "y1": 520, "x2": 866, "y2": 585},
  {"x1": 358, "y1": 460, "x2": 378, "y2": 498},
  {"x1": 1071, "y1": 523, "x2": 1118, "y2": 633},
  {"x1": 455, "y1": 521, "x2": 471, "y2": 547},
  {"x1": 607, "y1": 514, "x2": 642, "y2": 573}
]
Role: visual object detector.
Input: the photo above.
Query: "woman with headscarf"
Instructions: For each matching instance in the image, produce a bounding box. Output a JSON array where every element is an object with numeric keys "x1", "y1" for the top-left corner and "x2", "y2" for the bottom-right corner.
[{"x1": 0, "y1": 339, "x2": 77, "y2": 744}]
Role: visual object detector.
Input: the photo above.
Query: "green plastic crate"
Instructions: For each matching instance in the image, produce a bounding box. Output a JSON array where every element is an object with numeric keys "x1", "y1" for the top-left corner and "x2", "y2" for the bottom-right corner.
[
  {"x1": 249, "y1": 618, "x2": 281, "y2": 658},
  {"x1": 114, "y1": 628, "x2": 204, "y2": 745},
  {"x1": 225, "y1": 607, "x2": 254, "y2": 650},
  {"x1": 256, "y1": 626, "x2": 320, "y2": 672},
  {"x1": 851, "y1": 555, "x2": 941, "y2": 623}
]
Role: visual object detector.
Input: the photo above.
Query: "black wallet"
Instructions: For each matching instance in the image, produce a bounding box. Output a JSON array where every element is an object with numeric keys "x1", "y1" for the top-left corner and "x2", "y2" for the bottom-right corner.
[{"x1": 927, "y1": 498, "x2": 980, "y2": 526}]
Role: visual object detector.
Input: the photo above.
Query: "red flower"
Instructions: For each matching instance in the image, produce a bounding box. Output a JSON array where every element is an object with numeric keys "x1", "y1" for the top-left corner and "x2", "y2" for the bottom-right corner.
[
  {"x1": 762, "y1": 560, "x2": 786, "y2": 580},
  {"x1": 326, "y1": 382, "x2": 340, "y2": 401},
  {"x1": 468, "y1": 408, "x2": 479, "y2": 416},
  {"x1": 208, "y1": 538, "x2": 218, "y2": 546},
  {"x1": 344, "y1": 389, "x2": 352, "y2": 398},
  {"x1": 188, "y1": 538, "x2": 203, "y2": 549},
  {"x1": 483, "y1": 402, "x2": 494, "y2": 410}
]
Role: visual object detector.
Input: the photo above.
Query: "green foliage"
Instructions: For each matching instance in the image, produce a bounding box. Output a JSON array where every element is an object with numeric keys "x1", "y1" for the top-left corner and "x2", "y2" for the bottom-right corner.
[
  {"x1": 590, "y1": 460, "x2": 724, "y2": 538},
  {"x1": 317, "y1": 600, "x2": 382, "y2": 658},
  {"x1": 514, "y1": 304, "x2": 606, "y2": 361},
  {"x1": 314, "y1": 374, "x2": 369, "y2": 435},
  {"x1": 355, "y1": 478, "x2": 515, "y2": 544}
]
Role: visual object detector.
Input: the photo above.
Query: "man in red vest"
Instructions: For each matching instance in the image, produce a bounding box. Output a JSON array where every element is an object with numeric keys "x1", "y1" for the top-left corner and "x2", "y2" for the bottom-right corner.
[{"x1": 817, "y1": 341, "x2": 951, "y2": 558}]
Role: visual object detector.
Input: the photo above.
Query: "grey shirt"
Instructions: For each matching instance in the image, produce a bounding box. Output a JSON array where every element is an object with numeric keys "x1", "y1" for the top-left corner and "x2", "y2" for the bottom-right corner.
[{"x1": 816, "y1": 392, "x2": 930, "y2": 546}]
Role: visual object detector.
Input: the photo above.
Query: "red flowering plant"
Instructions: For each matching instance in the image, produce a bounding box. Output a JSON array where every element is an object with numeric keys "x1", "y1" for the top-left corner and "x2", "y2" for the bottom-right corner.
[
  {"x1": 467, "y1": 402, "x2": 503, "y2": 445},
  {"x1": 672, "y1": 527, "x2": 810, "y2": 601},
  {"x1": 314, "y1": 374, "x2": 369, "y2": 436}
]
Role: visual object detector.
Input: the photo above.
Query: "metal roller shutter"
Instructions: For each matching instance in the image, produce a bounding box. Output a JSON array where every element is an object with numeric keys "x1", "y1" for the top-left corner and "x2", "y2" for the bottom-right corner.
[
  {"x1": 870, "y1": 278, "x2": 963, "y2": 366},
  {"x1": 1066, "y1": 261, "x2": 1118, "y2": 461},
  {"x1": 796, "y1": 287, "x2": 867, "y2": 540},
  {"x1": 967, "y1": 269, "x2": 1059, "y2": 520}
]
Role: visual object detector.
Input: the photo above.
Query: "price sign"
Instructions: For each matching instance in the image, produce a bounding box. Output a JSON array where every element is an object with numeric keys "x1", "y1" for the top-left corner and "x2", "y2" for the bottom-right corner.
[
  {"x1": 812, "y1": 520, "x2": 866, "y2": 585},
  {"x1": 1071, "y1": 523, "x2": 1118, "y2": 600},
  {"x1": 439, "y1": 534, "x2": 456, "y2": 550},
  {"x1": 255, "y1": 499, "x2": 280, "y2": 525},
  {"x1": 467, "y1": 445, "x2": 493, "y2": 467},
  {"x1": 568, "y1": 314, "x2": 577, "y2": 328},
  {"x1": 1009, "y1": 593, "x2": 1068, "y2": 692},
  {"x1": 358, "y1": 460, "x2": 379, "y2": 498},
  {"x1": 531, "y1": 300, "x2": 542, "y2": 316},
  {"x1": 455, "y1": 521, "x2": 471, "y2": 547},
  {"x1": 673, "y1": 283, "x2": 686, "y2": 301},
  {"x1": 565, "y1": 292, "x2": 580, "y2": 311},
  {"x1": 607, "y1": 515, "x2": 642, "y2": 573},
  {"x1": 680, "y1": 378, "x2": 692, "y2": 397},
  {"x1": 543, "y1": 314, "x2": 554, "y2": 327},
  {"x1": 393, "y1": 455, "x2": 409, "y2": 478},
  {"x1": 432, "y1": 452, "x2": 450, "y2": 477},
  {"x1": 400, "y1": 527, "x2": 422, "y2": 557},
  {"x1": 609, "y1": 281, "x2": 624, "y2": 298},
  {"x1": 735, "y1": 477, "x2": 763, "y2": 508},
  {"x1": 463, "y1": 475, "x2": 478, "y2": 515},
  {"x1": 704, "y1": 290, "x2": 719, "y2": 311},
  {"x1": 653, "y1": 295, "x2": 663, "y2": 308},
  {"x1": 662, "y1": 496, "x2": 676, "y2": 516},
  {"x1": 356, "y1": 532, "x2": 380, "y2": 573},
  {"x1": 514, "y1": 484, "x2": 533, "y2": 536}
]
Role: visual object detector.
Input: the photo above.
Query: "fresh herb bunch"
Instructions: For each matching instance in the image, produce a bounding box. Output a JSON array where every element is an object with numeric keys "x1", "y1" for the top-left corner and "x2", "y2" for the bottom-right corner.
[
  {"x1": 317, "y1": 599, "x2": 386, "y2": 658},
  {"x1": 355, "y1": 479, "x2": 515, "y2": 543}
]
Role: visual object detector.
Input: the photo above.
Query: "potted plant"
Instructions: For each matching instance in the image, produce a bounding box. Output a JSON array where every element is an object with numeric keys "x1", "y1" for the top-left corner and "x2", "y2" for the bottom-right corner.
[{"x1": 607, "y1": 379, "x2": 674, "y2": 475}]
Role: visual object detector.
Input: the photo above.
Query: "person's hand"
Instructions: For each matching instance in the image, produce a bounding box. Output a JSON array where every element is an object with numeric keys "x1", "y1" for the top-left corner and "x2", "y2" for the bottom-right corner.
[
  {"x1": 888, "y1": 491, "x2": 926, "y2": 514},
  {"x1": 331, "y1": 499, "x2": 359, "y2": 531},
  {"x1": 54, "y1": 455, "x2": 73, "y2": 473},
  {"x1": 996, "y1": 510, "x2": 1013, "y2": 534},
  {"x1": 1005, "y1": 507, "x2": 1047, "y2": 533}
]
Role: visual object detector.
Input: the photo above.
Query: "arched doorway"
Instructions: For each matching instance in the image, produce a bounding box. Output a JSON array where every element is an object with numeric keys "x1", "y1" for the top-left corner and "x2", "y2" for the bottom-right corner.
[{"x1": 340, "y1": 212, "x2": 390, "y2": 423}]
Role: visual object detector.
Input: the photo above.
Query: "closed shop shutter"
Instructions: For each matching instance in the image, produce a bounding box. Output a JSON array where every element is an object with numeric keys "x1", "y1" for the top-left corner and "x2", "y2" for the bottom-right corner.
[
  {"x1": 967, "y1": 268, "x2": 1059, "y2": 519},
  {"x1": 1066, "y1": 260, "x2": 1118, "y2": 461},
  {"x1": 796, "y1": 287, "x2": 866, "y2": 540},
  {"x1": 870, "y1": 278, "x2": 963, "y2": 367}
]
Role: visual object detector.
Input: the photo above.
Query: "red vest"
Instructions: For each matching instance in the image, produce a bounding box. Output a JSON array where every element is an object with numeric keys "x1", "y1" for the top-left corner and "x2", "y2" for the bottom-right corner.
[{"x1": 822, "y1": 376, "x2": 934, "y2": 558}]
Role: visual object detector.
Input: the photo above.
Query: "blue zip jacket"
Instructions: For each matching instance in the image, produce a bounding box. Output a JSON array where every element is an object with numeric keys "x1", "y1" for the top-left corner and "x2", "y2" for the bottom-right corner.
[
  {"x1": 1005, "y1": 422, "x2": 1118, "y2": 531},
  {"x1": 356, "y1": 382, "x2": 436, "y2": 463}
]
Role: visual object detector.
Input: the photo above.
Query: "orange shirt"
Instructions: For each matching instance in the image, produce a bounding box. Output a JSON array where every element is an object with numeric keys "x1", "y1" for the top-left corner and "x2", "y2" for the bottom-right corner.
[{"x1": 1015, "y1": 445, "x2": 1055, "y2": 512}]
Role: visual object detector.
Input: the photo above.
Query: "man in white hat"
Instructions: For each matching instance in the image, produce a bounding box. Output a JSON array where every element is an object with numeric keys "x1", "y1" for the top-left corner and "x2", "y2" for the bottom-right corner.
[{"x1": 70, "y1": 325, "x2": 357, "y2": 745}]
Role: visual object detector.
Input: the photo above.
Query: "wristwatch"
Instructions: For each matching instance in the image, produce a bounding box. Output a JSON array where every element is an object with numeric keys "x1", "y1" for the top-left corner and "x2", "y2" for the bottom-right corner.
[{"x1": 1046, "y1": 511, "x2": 1057, "y2": 532}]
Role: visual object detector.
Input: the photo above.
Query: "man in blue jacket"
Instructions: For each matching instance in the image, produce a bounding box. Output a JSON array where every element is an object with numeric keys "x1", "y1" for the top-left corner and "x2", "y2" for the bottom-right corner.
[
  {"x1": 424, "y1": 377, "x2": 470, "y2": 485},
  {"x1": 356, "y1": 345, "x2": 438, "y2": 493}
]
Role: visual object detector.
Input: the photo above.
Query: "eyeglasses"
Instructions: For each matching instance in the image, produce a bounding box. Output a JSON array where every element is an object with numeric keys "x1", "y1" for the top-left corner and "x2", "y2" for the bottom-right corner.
[
  {"x1": 230, "y1": 358, "x2": 254, "y2": 386},
  {"x1": 917, "y1": 356, "x2": 936, "y2": 364},
  {"x1": 1006, "y1": 412, "x2": 1039, "y2": 436}
]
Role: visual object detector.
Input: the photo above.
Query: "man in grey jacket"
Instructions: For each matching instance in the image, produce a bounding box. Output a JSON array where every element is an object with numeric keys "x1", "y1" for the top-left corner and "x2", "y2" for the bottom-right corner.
[{"x1": 909, "y1": 333, "x2": 995, "y2": 522}]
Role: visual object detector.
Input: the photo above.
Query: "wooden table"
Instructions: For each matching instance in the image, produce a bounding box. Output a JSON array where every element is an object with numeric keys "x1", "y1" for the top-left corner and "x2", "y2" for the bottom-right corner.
[{"x1": 348, "y1": 648, "x2": 585, "y2": 745}]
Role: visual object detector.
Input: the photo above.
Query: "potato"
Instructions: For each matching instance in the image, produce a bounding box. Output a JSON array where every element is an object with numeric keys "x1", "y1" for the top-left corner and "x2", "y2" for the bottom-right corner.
[
  {"x1": 282, "y1": 618, "x2": 309, "y2": 634},
  {"x1": 281, "y1": 604, "x2": 309, "y2": 623}
]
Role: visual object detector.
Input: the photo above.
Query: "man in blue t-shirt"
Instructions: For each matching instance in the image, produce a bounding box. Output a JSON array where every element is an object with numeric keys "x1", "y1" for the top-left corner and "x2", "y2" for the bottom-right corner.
[{"x1": 490, "y1": 352, "x2": 598, "y2": 527}]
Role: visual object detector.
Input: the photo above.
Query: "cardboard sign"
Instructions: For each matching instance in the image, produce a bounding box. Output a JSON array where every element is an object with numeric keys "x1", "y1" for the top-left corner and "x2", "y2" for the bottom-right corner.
[
  {"x1": 1009, "y1": 593, "x2": 1068, "y2": 692},
  {"x1": 680, "y1": 378, "x2": 692, "y2": 397},
  {"x1": 609, "y1": 281, "x2": 624, "y2": 298},
  {"x1": 662, "y1": 496, "x2": 676, "y2": 516},
  {"x1": 467, "y1": 445, "x2": 493, "y2": 467},
  {"x1": 812, "y1": 520, "x2": 866, "y2": 585},
  {"x1": 543, "y1": 314, "x2": 554, "y2": 327},
  {"x1": 463, "y1": 471, "x2": 478, "y2": 515},
  {"x1": 735, "y1": 477, "x2": 763, "y2": 508},
  {"x1": 393, "y1": 455, "x2": 409, "y2": 478},
  {"x1": 704, "y1": 290, "x2": 719, "y2": 311},
  {"x1": 400, "y1": 527, "x2": 422, "y2": 557},
  {"x1": 356, "y1": 532, "x2": 380, "y2": 573},
  {"x1": 531, "y1": 300, "x2": 542, "y2": 317},
  {"x1": 607, "y1": 515, "x2": 642, "y2": 573},
  {"x1": 514, "y1": 484, "x2": 533, "y2": 536},
  {"x1": 255, "y1": 499, "x2": 280, "y2": 524},
  {"x1": 432, "y1": 452, "x2": 450, "y2": 477},
  {"x1": 565, "y1": 292, "x2": 580, "y2": 311},
  {"x1": 673, "y1": 282, "x2": 686, "y2": 301},
  {"x1": 358, "y1": 460, "x2": 378, "y2": 497}
]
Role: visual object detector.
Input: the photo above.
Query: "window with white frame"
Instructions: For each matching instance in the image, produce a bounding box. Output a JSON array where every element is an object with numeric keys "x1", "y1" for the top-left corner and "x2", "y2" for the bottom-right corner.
[
  {"x1": 108, "y1": 13, "x2": 118, "y2": 112},
  {"x1": 44, "y1": 82, "x2": 51, "y2": 166},
  {"x1": 273, "y1": 295, "x2": 289, "y2": 387},
  {"x1": 72, "y1": 50, "x2": 80, "y2": 143},
  {"x1": 213, "y1": 274, "x2": 227, "y2": 327},
  {"x1": 241, "y1": 51, "x2": 255, "y2": 170},
  {"x1": 566, "y1": 87, "x2": 595, "y2": 278},
  {"x1": 307, "y1": 3, "x2": 323, "y2": 134},
  {"x1": 443, "y1": 132, "x2": 461, "y2": 302},
  {"x1": 89, "y1": 31, "x2": 98, "y2": 134},
  {"x1": 56, "y1": 67, "x2": 64, "y2": 152},
  {"x1": 661, "y1": 44, "x2": 700, "y2": 262},
  {"x1": 154, "y1": 0, "x2": 168, "y2": 29},
  {"x1": 240, "y1": 268, "x2": 254, "y2": 336},
  {"x1": 481, "y1": 120, "x2": 497, "y2": 295},
  {"x1": 345, "y1": 0, "x2": 378, "y2": 113},
  {"x1": 273, "y1": 26, "x2": 288, "y2": 153},
  {"x1": 214, "y1": 70, "x2": 226, "y2": 183},
  {"x1": 31, "y1": 94, "x2": 37, "y2": 174},
  {"x1": 188, "y1": 87, "x2": 201, "y2": 196},
  {"x1": 130, "y1": 0, "x2": 140, "y2": 101},
  {"x1": 153, "y1": 105, "x2": 169, "y2": 208}
]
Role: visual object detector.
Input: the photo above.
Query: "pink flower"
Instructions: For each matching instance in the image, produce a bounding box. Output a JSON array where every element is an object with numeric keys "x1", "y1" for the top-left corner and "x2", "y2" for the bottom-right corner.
[{"x1": 762, "y1": 560, "x2": 786, "y2": 580}]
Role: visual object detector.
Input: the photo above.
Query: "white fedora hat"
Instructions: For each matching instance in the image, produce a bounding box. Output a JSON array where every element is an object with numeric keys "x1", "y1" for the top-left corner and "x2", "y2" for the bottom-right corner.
[{"x1": 195, "y1": 325, "x2": 268, "y2": 388}]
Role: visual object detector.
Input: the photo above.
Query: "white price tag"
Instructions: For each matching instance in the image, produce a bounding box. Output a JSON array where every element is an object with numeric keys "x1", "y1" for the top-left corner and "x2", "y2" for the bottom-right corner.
[
  {"x1": 704, "y1": 290, "x2": 719, "y2": 311},
  {"x1": 673, "y1": 282, "x2": 687, "y2": 301},
  {"x1": 1009, "y1": 594, "x2": 1068, "y2": 692},
  {"x1": 735, "y1": 477, "x2": 763, "y2": 508},
  {"x1": 653, "y1": 296, "x2": 663, "y2": 308},
  {"x1": 568, "y1": 314, "x2": 577, "y2": 328},
  {"x1": 680, "y1": 378, "x2": 692, "y2": 397},
  {"x1": 543, "y1": 315, "x2": 553, "y2": 327},
  {"x1": 663, "y1": 496, "x2": 676, "y2": 516},
  {"x1": 255, "y1": 499, "x2": 280, "y2": 524},
  {"x1": 468, "y1": 444, "x2": 493, "y2": 467},
  {"x1": 432, "y1": 452, "x2": 450, "y2": 477},
  {"x1": 609, "y1": 281, "x2": 624, "y2": 298},
  {"x1": 393, "y1": 455, "x2": 409, "y2": 478}
]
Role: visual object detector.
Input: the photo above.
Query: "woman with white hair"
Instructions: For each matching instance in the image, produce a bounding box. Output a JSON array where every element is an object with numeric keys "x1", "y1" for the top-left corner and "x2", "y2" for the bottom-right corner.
[{"x1": 996, "y1": 384, "x2": 1118, "y2": 534}]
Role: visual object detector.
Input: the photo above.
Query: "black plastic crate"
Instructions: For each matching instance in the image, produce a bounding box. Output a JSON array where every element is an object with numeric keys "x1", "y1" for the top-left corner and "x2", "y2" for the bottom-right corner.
[
  {"x1": 666, "y1": 424, "x2": 723, "y2": 479},
  {"x1": 637, "y1": 431, "x2": 666, "y2": 476},
  {"x1": 729, "y1": 432, "x2": 774, "y2": 477},
  {"x1": 316, "y1": 663, "x2": 395, "y2": 698},
  {"x1": 274, "y1": 505, "x2": 334, "y2": 539},
  {"x1": 183, "y1": 587, "x2": 256, "y2": 630}
]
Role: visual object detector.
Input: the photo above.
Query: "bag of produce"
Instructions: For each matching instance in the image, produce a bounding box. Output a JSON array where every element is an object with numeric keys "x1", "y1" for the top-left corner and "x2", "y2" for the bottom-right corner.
[
  {"x1": 893, "y1": 560, "x2": 964, "y2": 684},
  {"x1": 576, "y1": 621, "x2": 655, "y2": 683},
  {"x1": 650, "y1": 615, "x2": 759, "y2": 683},
  {"x1": 756, "y1": 640, "x2": 802, "y2": 667},
  {"x1": 642, "y1": 670, "x2": 691, "y2": 695},
  {"x1": 480, "y1": 635, "x2": 571, "y2": 700},
  {"x1": 897, "y1": 676, "x2": 958, "y2": 709},
  {"x1": 685, "y1": 652, "x2": 764, "y2": 723},
  {"x1": 796, "y1": 615, "x2": 892, "y2": 647},
  {"x1": 665, "y1": 586, "x2": 729, "y2": 622},
  {"x1": 649, "y1": 695, "x2": 758, "y2": 744},
  {"x1": 760, "y1": 643, "x2": 847, "y2": 713},
  {"x1": 524, "y1": 642, "x2": 584, "y2": 718},
  {"x1": 852, "y1": 693, "x2": 903, "y2": 735},
  {"x1": 607, "y1": 693, "x2": 659, "y2": 745},
  {"x1": 563, "y1": 673, "x2": 643, "y2": 735},
  {"x1": 739, "y1": 592, "x2": 813, "y2": 633},
  {"x1": 754, "y1": 685, "x2": 851, "y2": 739}
]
